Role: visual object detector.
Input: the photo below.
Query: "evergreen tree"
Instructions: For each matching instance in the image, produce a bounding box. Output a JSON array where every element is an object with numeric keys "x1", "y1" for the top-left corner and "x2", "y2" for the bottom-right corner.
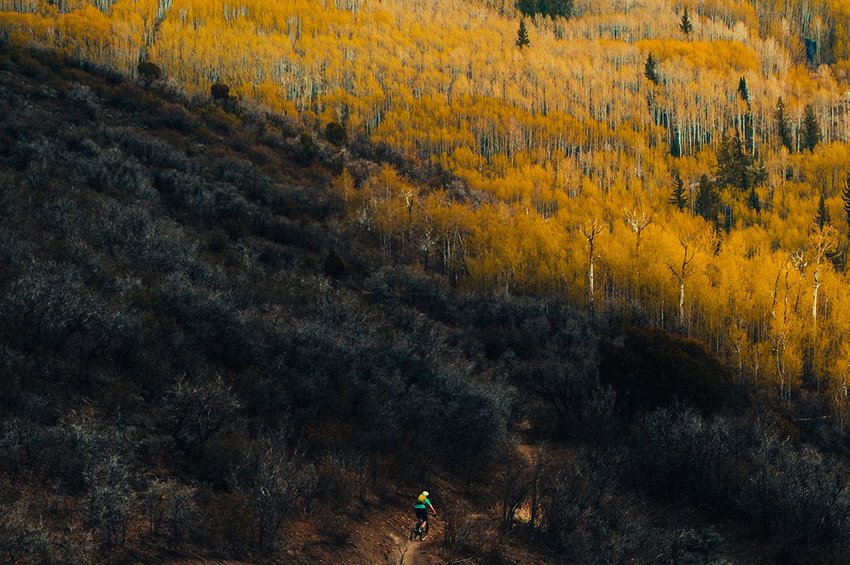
[
  {"x1": 747, "y1": 187, "x2": 761, "y2": 213},
  {"x1": 669, "y1": 169, "x2": 687, "y2": 210},
  {"x1": 737, "y1": 76, "x2": 750, "y2": 105},
  {"x1": 716, "y1": 133, "x2": 756, "y2": 192},
  {"x1": 753, "y1": 161, "x2": 768, "y2": 186},
  {"x1": 516, "y1": 19, "x2": 530, "y2": 49},
  {"x1": 517, "y1": 0, "x2": 537, "y2": 16},
  {"x1": 715, "y1": 134, "x2": 734, "y2": 186},
  {"x1": 644, "y1": 53, "x2": 659, "y2": 84},
  {"x1": 517, "y1": 0, "x2": 573, "y2": 18},
  {"x1": 695, "y1": 174, "x2": 720, "y2": 222},
  {"x1": 549, "y1": 0, "x2": 573, "y2": 18},
  {"x1": 679, "y1": 8, "x2": 693, "y2": 36},
  {"x1": 803, "y1": 104, "x2": 820, "y2": 152},
  {"x1": 775, "y1": 97, "x2": 793, "y2": 152},
  {"x1": 842, "y1": 175, "x2": 850, "y2": 228},
  {"x1": 815, "y1": 192, "x2": 831, "y2": 229}
]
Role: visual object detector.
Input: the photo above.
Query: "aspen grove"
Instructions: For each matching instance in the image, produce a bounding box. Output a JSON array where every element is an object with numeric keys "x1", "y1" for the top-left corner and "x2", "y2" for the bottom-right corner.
[{"x1": 5, "y1": 0, "x2": 850, "y2": 412}]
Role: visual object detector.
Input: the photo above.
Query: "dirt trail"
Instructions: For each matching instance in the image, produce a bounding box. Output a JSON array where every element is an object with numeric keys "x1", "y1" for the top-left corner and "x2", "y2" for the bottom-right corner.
[
  {"x1": 387, "y1": 531, "x2": 431, "y2": 565},
  {"x1": 347, "y1": 502, "x2": 443, "y2": 565}
]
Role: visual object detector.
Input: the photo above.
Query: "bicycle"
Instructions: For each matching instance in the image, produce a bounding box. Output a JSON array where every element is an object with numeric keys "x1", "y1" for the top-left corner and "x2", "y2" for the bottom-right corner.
[{"x1": 409, "y1": 515, "x2": 431, "y2": 541}]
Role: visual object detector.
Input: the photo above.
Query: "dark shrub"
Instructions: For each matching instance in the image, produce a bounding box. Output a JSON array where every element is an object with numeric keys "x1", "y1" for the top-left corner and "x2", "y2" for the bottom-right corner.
[
  {"x1": 149, "y1": 102, "x2": 201, "y2": 133},
  {"x1": 600, "y1": 327, "x2": 738, "y2": 416},
  {"x1": 202, "y1": 106, "x2": 241, "y2": 133},
  {"x1": 294, "y1": 132, "x2": 319, "y2": 166},
  {"x1": 137, "y1": 61, "x2": 162, "y2": 85},
  {"x1": 210, "y1": 82, "x2": 231, "y2": 103},
  {"x1": 323, "y1": 250, "x2": 345, "y2": 278},
  {"x1": 324, "y1": 121, "x2": 348, "y2": 146}
]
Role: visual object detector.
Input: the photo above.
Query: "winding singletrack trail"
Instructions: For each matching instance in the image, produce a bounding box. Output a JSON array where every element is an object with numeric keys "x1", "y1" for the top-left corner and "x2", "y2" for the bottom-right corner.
[
  {"x1": 350, "y1": 502, "x2": 443, "y2": 565},
  {"x1": 386, "y1": 532, "x2": 431, "y2": 565}
]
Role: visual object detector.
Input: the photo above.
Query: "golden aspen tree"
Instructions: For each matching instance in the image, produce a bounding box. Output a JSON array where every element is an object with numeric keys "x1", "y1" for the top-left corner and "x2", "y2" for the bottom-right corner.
[
  {"x1": 809, "y1": 224, "x2": 839, "y2": 325},
  {"x1": 579, "y1": 219, "x2": 605, "y2": 309},
  {"x1": 668, "y1": 235, "x2": 697, "y2": 327}
]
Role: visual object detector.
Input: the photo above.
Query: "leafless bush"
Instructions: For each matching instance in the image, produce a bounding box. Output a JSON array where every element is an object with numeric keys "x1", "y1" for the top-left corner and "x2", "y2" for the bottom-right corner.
[
  {"x1": 227, "y1": 432, "x2": 317, "y2": 554},
  {"x1": 84, "y1": 454, "x2": 134, "y2": 547},
  {"x1": 66, "y1": 82, "x2": 99, "y2": 119},
  {"x1": 144, "y1": 478, "x2": 198, "y2": 543},
  {"x1": 442, "y1": 506, "x2": 490, "y2": 557},
  {"x1": 163, "y1": 374, "x2": 240, "y2": 456},
  {"x1": 498, "y1": 450, "x2": 529, "y2": 534}
]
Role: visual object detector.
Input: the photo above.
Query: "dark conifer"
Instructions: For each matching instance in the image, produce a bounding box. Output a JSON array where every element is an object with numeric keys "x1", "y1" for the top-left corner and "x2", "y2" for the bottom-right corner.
[
  {"x1": 644, "y1": 53, "x2": 659, "y2": 84},
  {"x1": 716, "y1": 133, "x2": 754, "y2": 192},
  {"x1": 775, "y1": 98, "x2": 793, "y2": 152},
  {"x1": 842, "y1": 175, "x2": 850, "y2": 228},
  {"x1": 815, "y1": 192, "x2": 831, "y2": 229},
  {"x1": 516, "y1": 19, "x2": 530, "y2": 49},
  {"x1": 753, "y1": 160, "x2": 768, "y2": 188},
  {"x1": 517, "y1": 0, "x2": 536, "y2": 16},
  {"x1": 550, "y1": 0, "x2": 573, "y2": 18},
  {"x1": 747, "y1": 188, "x2": 761, "y2": 213},
  {"x1": 737, "y1": 76, "x2": 750, "y2": 105},
  {"x1": 679, "y1": 8, "x2": 693, "y2": 36},
  {"x1": 669, "y1": 170, "x2": 687, "y2": 210},
  {"x1": 803, "y1": 104, "x2": 820, "y2": 152},
  {"x1": 695, "y1": 174, "x2": 719, "y2": 221}
]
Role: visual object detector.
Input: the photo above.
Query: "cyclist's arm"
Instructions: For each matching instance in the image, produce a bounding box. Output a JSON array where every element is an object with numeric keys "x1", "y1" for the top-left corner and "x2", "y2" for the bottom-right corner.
[{"x1": 428, "y1": 501, "x2": 437, "y2": 516}]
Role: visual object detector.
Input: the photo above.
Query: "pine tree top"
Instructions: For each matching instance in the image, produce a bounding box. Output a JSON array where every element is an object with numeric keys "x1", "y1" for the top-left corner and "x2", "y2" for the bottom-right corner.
[
  {"x1": 737, "y1": 76, "x2": 750, "y2": 104},
  {"x1": 516, "y1": 19, "x2": 530, "y2": 49},
  {"x1": 644, "y1": 53, "x2": 659, "y2": 84},
  {"x1": 815, "y1": 192, "x2": 832, "y2": 229},
  {"x1": 669, "y1": 169, "x2": 687, "y2": 211},
  {"x1": 679, "y1": 8, "x2": 693, "y2": 35},
  {"x1": 842, "y1": 175, "x2": 850, "y2": 225},
  {"x1": 803, "y1": 104, "x2": 821, "y2": 152}
]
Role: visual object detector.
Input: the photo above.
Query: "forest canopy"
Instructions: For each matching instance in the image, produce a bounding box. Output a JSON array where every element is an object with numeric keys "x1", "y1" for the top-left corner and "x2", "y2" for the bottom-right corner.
[{"x1": 3, "y1": 0, "x2": 850, "y2": 465}]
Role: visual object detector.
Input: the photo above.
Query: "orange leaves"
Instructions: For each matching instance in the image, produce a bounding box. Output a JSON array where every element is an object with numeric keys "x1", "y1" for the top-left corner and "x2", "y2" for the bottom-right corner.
[
  {"x1": 0, "y1": 0, "x2": 152, "y2": 72},
  {"x1": 636, "y1": 39, "x2": 758, "y2": 74},
  {"x1": 7, "y1": 0, "x2": 850, "y2": 398}
]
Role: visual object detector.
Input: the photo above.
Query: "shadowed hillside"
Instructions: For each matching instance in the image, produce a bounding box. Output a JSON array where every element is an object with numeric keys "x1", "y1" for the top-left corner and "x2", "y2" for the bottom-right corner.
[{"x1": 2, "y1": 44, "x2": 850, "y2": 565}]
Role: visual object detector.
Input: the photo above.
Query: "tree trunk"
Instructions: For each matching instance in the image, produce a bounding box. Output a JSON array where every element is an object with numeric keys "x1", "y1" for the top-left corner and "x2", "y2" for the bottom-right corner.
[{"x1": 812, "y1": 267, "x2": 820, "y2": 324}]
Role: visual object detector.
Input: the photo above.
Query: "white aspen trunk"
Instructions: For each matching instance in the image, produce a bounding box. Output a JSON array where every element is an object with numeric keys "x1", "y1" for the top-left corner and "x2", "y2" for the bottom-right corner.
[{"x1": 812, "y1": 267, "x2": 820, "y2": 323}]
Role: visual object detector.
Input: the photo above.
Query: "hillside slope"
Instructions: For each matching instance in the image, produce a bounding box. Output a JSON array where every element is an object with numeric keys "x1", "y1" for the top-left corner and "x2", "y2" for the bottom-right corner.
[
  {"x1": 6, "y1": 0, "x2": 850, "y2": 422},
  {"x1": 0, "y1": 45, "x2": 507, "y2": 563},
  {"x1": 3, "y1": 43, "x2": 850, "y2": 565}
]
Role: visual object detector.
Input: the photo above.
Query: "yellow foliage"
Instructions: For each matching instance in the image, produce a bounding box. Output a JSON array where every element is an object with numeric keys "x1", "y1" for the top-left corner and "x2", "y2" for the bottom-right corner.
[{"x1": 5, "y1": 0, "x2": 850, "y2": 400}]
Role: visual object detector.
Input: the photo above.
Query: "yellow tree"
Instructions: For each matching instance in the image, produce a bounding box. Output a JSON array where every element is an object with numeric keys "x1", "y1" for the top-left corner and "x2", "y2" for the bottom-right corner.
[
  {"x1": 579, "y1": 218, "x2": 605, "y2": 310},
  {"x1": 809, "y1": 224, "x2": 838, "y2": 326},
  {"x1": 668, "y1": 234, "x2": 698, "y2": 328}
]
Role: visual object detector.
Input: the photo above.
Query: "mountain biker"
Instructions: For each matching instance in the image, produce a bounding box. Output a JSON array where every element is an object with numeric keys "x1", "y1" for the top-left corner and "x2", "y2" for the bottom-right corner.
[{"x1": 413, "y1": 490, "x2": 436, "y2": 535}]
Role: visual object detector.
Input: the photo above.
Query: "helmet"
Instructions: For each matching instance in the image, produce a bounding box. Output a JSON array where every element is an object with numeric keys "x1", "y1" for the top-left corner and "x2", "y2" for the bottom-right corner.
[{"x1": 422, "y1": 491, "x2": 429, "y2": 496}]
